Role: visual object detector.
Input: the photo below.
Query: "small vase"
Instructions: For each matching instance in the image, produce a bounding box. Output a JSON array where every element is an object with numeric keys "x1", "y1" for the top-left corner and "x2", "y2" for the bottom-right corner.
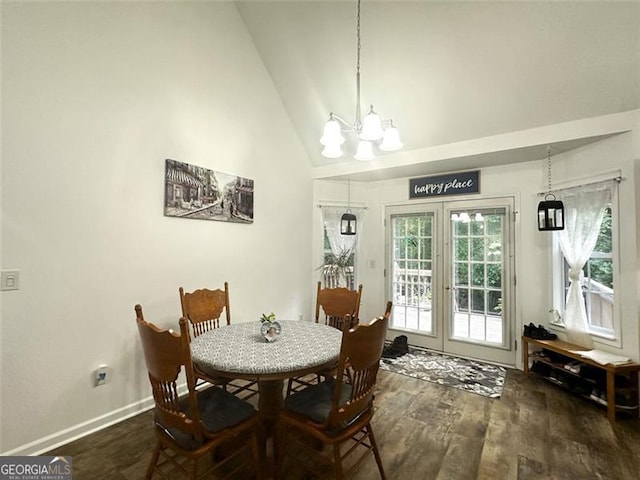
[{"x1": 260, "y1": 321, "x2": 282, "y2": 342}]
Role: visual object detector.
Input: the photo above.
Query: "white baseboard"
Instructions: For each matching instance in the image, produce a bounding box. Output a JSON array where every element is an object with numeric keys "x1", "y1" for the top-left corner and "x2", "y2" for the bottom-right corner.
[{"x1": 1, "y1": 396, "x2": 155, "y2": 456}]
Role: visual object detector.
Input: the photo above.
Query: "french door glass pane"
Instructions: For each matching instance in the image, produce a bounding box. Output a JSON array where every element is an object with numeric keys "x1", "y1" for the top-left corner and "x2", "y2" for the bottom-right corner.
[
  {"x1": 451, "y1": 209, "x2": 505, "y2": 344},
  {"x1": 390, "y1": 213, "x2": 434, "y2": 333}
]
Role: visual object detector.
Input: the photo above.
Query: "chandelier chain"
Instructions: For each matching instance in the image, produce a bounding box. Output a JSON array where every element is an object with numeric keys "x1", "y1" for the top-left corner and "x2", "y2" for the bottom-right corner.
[
  {"x1": 356, "y1": 0, "x2": 361, "y2": 76},
  {"x1": 546, "y1": 145, "x2": 552, "y2": 193},
  {"x1": 355, "y1": 0, "x2": 362, "y2": 125}
]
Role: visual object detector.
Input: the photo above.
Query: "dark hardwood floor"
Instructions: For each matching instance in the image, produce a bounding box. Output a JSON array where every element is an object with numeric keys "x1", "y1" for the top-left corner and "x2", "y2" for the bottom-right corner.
[{"x1": 46, "y1": 369, "x2": 640, "y2": 479}]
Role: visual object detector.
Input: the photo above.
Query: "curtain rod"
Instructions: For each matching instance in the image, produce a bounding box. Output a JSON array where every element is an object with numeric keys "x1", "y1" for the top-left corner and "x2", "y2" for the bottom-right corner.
[
  {"x1": 537, "y1": 175, "x2": 621, "y2": 196},
  {"x1": 316, "y1": 204, "x2": 368, "y2": 209}
]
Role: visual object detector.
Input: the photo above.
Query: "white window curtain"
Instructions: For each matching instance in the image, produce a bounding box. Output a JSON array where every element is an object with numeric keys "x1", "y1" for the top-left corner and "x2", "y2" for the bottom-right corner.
[
  {"x1": 555, "y1": 181, "x2": 613, "y2": 348},
  {"x1": 320, "y1": 206, "x2": 365, "y2": 287},
  {"x1": 320, "y1": 206, "x2": 365, "y2": 257}
]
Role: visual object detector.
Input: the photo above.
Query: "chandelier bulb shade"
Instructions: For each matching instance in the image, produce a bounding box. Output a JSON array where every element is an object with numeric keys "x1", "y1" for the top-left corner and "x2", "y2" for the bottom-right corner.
[
  {"x1": 321, "y1": 143, "x2": 344, "y2": 159},
  {"x1": 320, "y1": 116, "x2": 345, "y2": 147},
  {"x1": 360, "y1": 106, "x2": 384, "y2": 141},
  {"x1": 379, "y1": 121, "x2": 403, "y2": 151},
  {"x1": 320, "y1": 0, "x2": 401, "y2": 161},
  {"x1": 354, "y1": 140, "x2": 375, "y2": 161}
]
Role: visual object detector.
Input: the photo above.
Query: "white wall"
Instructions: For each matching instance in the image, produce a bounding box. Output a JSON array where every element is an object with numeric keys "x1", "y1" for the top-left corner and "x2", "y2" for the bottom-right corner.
[
  {"x1": 314, "y1": 121, "x2": 640, "y2": 368},
  {"x1": 0, "y1": 2, "x2": 313, "y2": 454},
  {"x1": 0, "y1": 0, "x2": 4, "y2": 457}
]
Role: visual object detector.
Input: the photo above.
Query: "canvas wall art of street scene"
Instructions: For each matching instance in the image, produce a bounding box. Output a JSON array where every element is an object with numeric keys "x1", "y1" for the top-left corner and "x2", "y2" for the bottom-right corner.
[{"x1": 164, "y1": 159, "x2": 254, "y2": 224}]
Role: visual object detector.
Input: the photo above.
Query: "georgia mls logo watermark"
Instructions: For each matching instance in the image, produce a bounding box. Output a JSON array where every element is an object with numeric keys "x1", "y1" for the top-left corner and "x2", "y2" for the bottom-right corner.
[{"x1": 0, "y1": 456, "x2": 72, "y2": 480}]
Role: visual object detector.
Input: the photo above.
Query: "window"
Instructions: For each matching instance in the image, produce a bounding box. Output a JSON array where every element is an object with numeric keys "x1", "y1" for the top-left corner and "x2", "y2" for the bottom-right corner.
[
  {"x1": 451, "y1": 209, "x2": 505, "y2": 344},
  {"x1": 390, "y1": 213, "x2": 434, "y2": 332},
  {"x1": 321, "y1": 228, "x2": 356, "y2": 289},
  {"x1": 319, "y1": 206, "x2": 361, "y2": 289},
  {"x1": 553, "y1": 180, "x2": 618, "y2": 341}
]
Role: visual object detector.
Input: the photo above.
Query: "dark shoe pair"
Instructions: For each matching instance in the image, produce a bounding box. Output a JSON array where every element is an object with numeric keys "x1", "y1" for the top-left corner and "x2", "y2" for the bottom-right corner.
[
  {"x1": 524, "y1": 322, "x2": 557, "y2": 340},
  {"x1": 391, "y1": 335, "x2": 408, "y2": 354},
  {"x1": 381, "y1": 335, "x2": 409, "y2": 359}
]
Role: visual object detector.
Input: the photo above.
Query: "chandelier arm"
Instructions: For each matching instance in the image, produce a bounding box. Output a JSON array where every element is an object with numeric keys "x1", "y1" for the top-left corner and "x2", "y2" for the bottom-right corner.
[{"x1": 329, "y1": 113, "x2": 356, "y2": 131}]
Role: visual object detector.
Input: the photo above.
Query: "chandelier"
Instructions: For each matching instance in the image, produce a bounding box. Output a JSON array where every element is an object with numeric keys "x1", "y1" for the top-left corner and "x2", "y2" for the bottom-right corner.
[{"x1": 320, "y1": 0, "x2": 402, "y2": 161}]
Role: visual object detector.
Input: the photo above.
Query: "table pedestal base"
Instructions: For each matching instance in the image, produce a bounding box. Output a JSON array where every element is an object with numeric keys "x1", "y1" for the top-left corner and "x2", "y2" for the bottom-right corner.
[{"x1": 258, "y1": 379, "x2": 284, "y2": 434}]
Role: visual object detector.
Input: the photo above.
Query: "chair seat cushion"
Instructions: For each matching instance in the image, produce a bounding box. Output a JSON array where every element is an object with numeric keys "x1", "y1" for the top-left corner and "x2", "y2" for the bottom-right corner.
[
  {"x1": 284, "y1": 378, "x2": 352, "y2": 424},
  {"x1": 194, "y1": 385, "x2": 256, "y2": 433},
  {"x1": 157, "y1": 386, "x2": 256, "y2": 450}
]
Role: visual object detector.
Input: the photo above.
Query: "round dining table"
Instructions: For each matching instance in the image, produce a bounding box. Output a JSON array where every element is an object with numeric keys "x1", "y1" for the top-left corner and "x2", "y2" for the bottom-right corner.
[{"x1": 190, "y1": 320, "x2": 343, "y2": 431}]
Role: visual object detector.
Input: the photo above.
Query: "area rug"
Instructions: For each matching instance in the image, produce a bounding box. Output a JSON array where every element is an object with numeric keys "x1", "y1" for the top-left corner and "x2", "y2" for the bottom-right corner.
[{"x1": 379, "y1": 345, "x2": 507, "y2": 398}]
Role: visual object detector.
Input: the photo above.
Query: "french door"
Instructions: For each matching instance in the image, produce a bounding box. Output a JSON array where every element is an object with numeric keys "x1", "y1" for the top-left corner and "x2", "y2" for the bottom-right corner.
[{"x1": 386, "y1": 198, "x2": 516, "y2": 366}]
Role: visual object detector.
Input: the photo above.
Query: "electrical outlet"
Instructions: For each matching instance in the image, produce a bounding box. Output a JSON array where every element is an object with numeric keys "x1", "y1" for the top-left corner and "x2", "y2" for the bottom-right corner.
[
  {"x1": 95, "y1": 365, "x2": 109, "y2": 386},
  {"x1": 1, "y1": 270, "x2": 20, "y2": 291}
]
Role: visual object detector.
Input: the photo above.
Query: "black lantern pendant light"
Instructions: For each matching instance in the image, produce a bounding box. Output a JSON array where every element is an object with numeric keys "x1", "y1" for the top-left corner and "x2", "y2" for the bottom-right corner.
[
  {"x1": 537, "y1": 146, "x2": 565, "y2": 231},
  {"x1": 341, "y1": 181, "x2": 357, "y2": 235}
]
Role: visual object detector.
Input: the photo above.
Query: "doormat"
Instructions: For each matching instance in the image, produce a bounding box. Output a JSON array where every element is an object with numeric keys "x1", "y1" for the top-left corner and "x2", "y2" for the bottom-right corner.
[{"x1": 379, "y1": 345, "x2": 507, "y2": 398}]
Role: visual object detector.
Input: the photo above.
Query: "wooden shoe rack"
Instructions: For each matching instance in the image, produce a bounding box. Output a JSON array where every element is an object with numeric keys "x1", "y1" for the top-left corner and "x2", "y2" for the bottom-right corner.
[{"x1": 522, "y1": 336, "x2": 640, "y2": 422}]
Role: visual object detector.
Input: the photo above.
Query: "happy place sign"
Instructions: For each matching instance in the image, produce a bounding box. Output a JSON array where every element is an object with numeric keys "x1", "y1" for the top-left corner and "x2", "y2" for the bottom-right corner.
[{"x1": 409, "y1": 170, "x2": 480, "y2": 199}]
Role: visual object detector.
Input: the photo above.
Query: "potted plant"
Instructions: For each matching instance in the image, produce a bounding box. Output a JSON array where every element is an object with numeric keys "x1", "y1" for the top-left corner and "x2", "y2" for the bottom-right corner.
[{"x1": 318, "y1": 248, "x2": 354, "y2": 288}]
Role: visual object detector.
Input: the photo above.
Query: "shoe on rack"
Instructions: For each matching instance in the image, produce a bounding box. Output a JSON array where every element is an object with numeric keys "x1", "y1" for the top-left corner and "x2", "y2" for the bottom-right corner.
[
  {"x1": 524, "y1": 322, "x2": 544, "y2": 338},
  {"x1": 530, "y1": 361, "x2": 551, "y2": 377},
  {"x1": 589, "y1": 389, "x2": 607, "y2": 406},
  {"x1": 572, "y1": 382, "x2": 592, "y2": 396},
  {"x1": 615, "y1": 393, "x2": 638, "y2": 410},
  {"x1": 536, "y1": 324, "x2": 557, "y2": 340},
  {"x1": 563, "y1": 361, "x2": 581, "y2": 374},
  {"x1": 525, "y1": 323, "x2": 557, "y2": 340}
]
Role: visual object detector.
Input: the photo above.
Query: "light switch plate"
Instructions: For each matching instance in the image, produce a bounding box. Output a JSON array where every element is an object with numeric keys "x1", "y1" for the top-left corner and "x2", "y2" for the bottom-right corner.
[{"x1": 1, "y1": 270, "x2": 20, "y2": 291}]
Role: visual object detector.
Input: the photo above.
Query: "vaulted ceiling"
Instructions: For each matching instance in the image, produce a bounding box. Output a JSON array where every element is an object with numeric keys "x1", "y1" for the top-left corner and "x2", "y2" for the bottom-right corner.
[{"x1": 236, "y1": 1, "x2": 639, "y2": 180}]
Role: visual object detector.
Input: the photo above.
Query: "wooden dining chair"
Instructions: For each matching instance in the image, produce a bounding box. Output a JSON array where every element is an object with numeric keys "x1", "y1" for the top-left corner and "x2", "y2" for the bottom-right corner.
[
  {"x1": 286, "y1": 282, "x2": 363, "y2": 396},
  {"x1": 179, "y1": 283, "x2": 231, "y2": 339},
  {"x1": 342, "y1": 301, "x2": 391, "y2": 385},
  {"x1": 275, "y1": 312, "x2": 390, "y2": 480},
  {"x1": 316, "y1": 281, "x2": 363, "y2": 331},
  {"x1": 383, "y1": 300, "x2": 392, "y2": 320},
  {"x1": 134, "y1": 305, "x2": 263, "y2": 480},
  {"x1": 179, "y1": 283, "x2": 258, "y2": 399}
]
